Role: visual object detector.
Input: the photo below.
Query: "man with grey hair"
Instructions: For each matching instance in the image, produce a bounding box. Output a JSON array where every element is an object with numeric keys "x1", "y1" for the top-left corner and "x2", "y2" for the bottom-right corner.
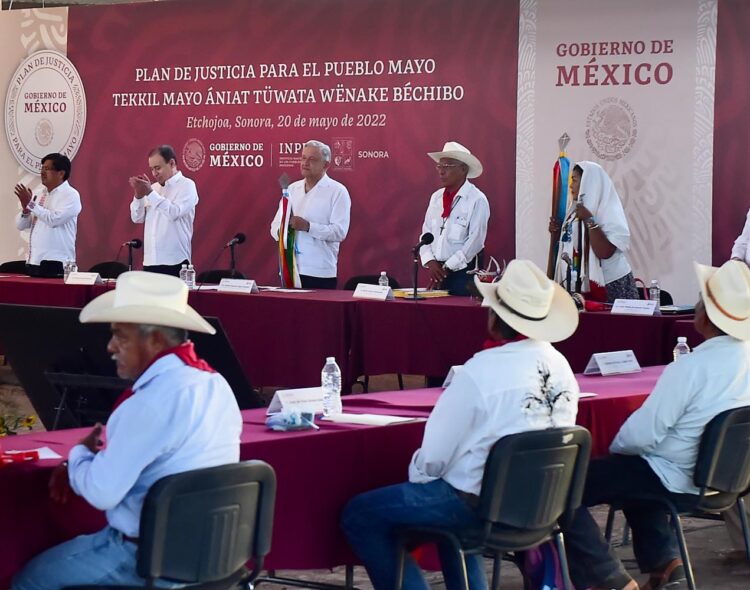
[
  {"x1": 12, "y1": 271, "x2": 241, "y2": 589},
  {"x1": 270, "y1": 139, "x2": 351, "y2": 289}
]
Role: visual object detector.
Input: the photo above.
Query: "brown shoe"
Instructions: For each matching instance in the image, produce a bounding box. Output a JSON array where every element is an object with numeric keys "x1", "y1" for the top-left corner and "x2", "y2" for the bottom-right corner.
[{"x1": 641, "y1": 558, "x2": 686, "y2": 590}]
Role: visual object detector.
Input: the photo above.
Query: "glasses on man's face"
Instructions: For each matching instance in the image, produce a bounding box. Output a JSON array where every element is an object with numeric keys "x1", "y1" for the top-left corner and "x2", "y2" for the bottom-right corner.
[{"x1": 435, "y1": 164, "x2": 460, "y2": 171}]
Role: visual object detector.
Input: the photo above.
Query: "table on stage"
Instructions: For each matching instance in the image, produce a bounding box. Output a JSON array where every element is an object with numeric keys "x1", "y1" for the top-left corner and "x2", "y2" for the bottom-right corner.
[
  {"x1": 0, "y1": 366, "x2": 662, "y2": 588},
  {"x1": 0, "y1": 275, "x2": 690, "y2": 390},
  {"x1": 351, "y1": 297, "x2": 694, "y2": 376}
]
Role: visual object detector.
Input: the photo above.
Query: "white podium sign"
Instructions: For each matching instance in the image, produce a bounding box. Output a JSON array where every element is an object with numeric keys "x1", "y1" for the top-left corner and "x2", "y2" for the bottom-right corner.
[
  {"x1": 266, "y1": 386, "x2": 325, "y2": 415},
  {"x1": 65, "y1": 272, "x2": 102, "y2": 285},
  {"x1": 583, "y1": 350, "x2": 642, "y2": 376},
  {"x1": 611, "y1": 298, "x2": 658, "y2": 316},
  {"x1": 218, "y1": 278, "x2": 259, "y2": 294},
  {"x1": 352, "y1": 283, "x2": 394, "y2": 301}
]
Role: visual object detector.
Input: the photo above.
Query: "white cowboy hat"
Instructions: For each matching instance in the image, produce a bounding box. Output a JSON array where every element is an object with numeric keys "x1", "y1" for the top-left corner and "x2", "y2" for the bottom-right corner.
[
  {"x1": 427, "y1": 141, "x2": 483, "y2": 179},
  {"x1": 694, "y1": 260, "x2": 750, "y2": 341},
  {"x1": 473, "y1": 259, "x2": 579, "y2": 342},
  {"x1": 79, "y1": 271, "x2": 215, "y2": 334}
]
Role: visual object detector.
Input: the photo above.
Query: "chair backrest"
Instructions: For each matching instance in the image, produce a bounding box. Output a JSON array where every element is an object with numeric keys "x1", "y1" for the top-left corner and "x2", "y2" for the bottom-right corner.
[
  {"x1": 343, "y1": 274, "x2": 401, "y2": 290},
  {"x1": 0, "y1": 260, "x2": 27, "y2": 274},
  {"x1": 478, "y1": 426, "x2": 591, "y2": 532},
  {"x1": 137, "y1": 460, "x2": 276, "y2": 584},
  {"x1": 197, "y1": 269, "x2": 247, "y2": 284},
  {"x1": 694, "y1": 405, "x2": 750, "y2": 495},
  {"x1": 88, "y1": 261, "x2": 129, "y2": 279}
]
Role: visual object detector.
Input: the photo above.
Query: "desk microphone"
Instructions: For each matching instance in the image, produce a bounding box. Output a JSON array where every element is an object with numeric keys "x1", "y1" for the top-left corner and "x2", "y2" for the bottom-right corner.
[
  {"x1": 224, "y1": 232, "x2": 246, "y2": 249},
  {"x1": 122, "y1": 238, "x2": 142, "y2": 248}
]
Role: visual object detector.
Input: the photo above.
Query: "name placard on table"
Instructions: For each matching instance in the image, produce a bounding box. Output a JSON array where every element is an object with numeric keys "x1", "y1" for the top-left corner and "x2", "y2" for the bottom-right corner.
[
  {"x1": 65, "y1": 272, "x2": 102, "y2": 285},
  {"x1": 352, "y1": 283, "x2": 394, "y2": 301},
  {"x1": 584, "y1": 349, "x2": 642, "y2": 376},
  {"x1": 267, "y1": 386, "x2": 325, "y2": 415},
  {"x1": 218, "y1": 278, "x2": 259, "y2": 294},
  {"x1": 611, "y1": 298, "x2": 658, "y2": 316}
]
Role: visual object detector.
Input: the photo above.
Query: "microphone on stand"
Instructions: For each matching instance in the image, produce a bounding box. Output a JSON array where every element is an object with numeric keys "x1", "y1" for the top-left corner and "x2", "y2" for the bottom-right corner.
[
  {"x1": 224, "y1": 232, "x2": 246, "y2": 249},
  {"x1": 123, "y1": 238, "x2": 142, "y2": 271},
  {"x1": 412, "y1": 232, "x2": 434, "y2": 253},
  {"x1": 406, "y1": 233, "x2": 435, "y2": 300},
  {"x1": 224, "y1": 232, "x2": 246, "y2": 277},
  {"x1": 561, "y1": 252, "x2": 573, "y2": 294}
]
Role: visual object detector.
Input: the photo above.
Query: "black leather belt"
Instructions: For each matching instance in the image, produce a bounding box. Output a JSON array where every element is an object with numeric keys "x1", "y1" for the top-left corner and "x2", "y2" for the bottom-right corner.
[{"x1": 123, "y1": 534, "x2": 139, "y2": 545}]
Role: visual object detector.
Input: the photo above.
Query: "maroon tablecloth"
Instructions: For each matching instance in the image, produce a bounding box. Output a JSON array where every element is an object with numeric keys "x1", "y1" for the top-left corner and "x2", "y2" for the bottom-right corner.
[
  {"x1": 352, "y1": 297, "x2": 690, "y2": 376},
  {"x1": 0, "y1": 277, "x2": 682, "y2": 387},
  {"x1": 0, "y1": 368, "x2": 662, "y2": 587}
]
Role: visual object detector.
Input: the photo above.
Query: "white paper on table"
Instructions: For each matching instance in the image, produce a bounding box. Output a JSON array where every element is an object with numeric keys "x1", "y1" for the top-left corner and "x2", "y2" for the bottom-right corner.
[
  {"x1": 320, "y1": 413, "x2": 424, "y2": 426},
  {"x1": 5, "y1": 446, "x2": 63, "y2": 459},
  {"x1": 195, "y1": 285, "x2": 221, "y2": 291},
  {"x1": 578, "y1": 392, "x2": 598, "y2": 398},
  {"x1": 274, "y1": 288, "x2": 315, "y2": 293}
]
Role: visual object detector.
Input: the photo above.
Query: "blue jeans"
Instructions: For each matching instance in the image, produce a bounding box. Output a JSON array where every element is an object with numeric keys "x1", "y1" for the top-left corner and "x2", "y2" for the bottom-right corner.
[
  {"x1": 341, "y1": 479, "x2": 488, "y2": 590},
  {"x1": 11, "y1": 526, "x2": 181, "y2": 590},
  {"x1": 561, "y1": 455, "x2": 698, "y2": 589}
]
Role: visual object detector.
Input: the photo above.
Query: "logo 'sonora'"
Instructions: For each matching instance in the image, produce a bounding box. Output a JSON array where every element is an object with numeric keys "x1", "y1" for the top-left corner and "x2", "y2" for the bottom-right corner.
[
  {"x1": 585, "y1": 97, "x2": 638, "y2": 161},
  {"x1": 182, "y1": 138, "x2": 206, "y2": 173},
  {"x1": 4, "y1": 50, "x2": 87, "y2": 174}
]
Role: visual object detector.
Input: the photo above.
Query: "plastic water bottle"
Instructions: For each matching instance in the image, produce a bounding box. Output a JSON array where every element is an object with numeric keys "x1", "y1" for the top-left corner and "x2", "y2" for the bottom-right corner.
[
  {"x1": 378, "y1": 271, "x2": 389, "y2": 287},
  {"x1": 649, "y1": 279, "x2": 661, "y2": 304},
  {"x1": 63, "y1": 260, "x2": 72, "y2": 282},
  {"x1": 69, "y1": 261, "x2": 77, "y2": 275},
  {"x1": 185, "y1": 264, "x2": 196, "y2": 290},
  {"x1": 673, "y1": 337, "x2": 691, "y2": 362},
  {"x1": 649, "y1": 279, "x2": 661, "y2": 314},
  {"x1": 321, "y1": 356, "x2": 342, "y2": 416},
  {"x1": 179, "y1": 263, "x2": 188, "y2": 285}
]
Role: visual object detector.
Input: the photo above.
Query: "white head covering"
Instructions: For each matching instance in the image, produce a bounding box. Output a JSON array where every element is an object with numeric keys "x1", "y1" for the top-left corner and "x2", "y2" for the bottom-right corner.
[{"x1": 555, "y1": 161, "x2": 630, "y2": 288}]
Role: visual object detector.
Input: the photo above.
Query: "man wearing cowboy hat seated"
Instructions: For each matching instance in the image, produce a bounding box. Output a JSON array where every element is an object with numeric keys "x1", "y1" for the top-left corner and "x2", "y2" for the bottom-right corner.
[
  {"x1": 419, "y1": 141, "x2": 490, "y2": 296},
  {"x1": 561, "y1": 260, "x2": 750, "y2": 590},
  {"x1": 341, "y1": 260, "x2": 580, "y2": 590},
  {"x1": 12, "y1": 272, "x2": 242, "y2": 590}
]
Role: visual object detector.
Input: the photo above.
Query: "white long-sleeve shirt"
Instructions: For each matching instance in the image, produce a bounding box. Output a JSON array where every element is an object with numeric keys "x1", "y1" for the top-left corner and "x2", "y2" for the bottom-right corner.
[
  {"x1": 409, "y1": 339, "x2": 579, "y2": 495},
  {"x1": 130, "y1": 171, "x2": 198, "y2": 266},
  {"x1": 611, "y1": 335, "x2": 750, "y2": 494},
  {"x1": 270, "y1": 173, "x2": 351, "y2": 278},
  {"x1": 67, "y1": 353, "x2": 242, "y2": 536},
  {"x1": 14, "y1": 180, "x2": 81, "y2": 265},
  {"x1": 419, "y1": 180, "x2": 490, "y2": 271},
  {"x1": 731, "y1": 208, "x2": 750, "y2": 265}
]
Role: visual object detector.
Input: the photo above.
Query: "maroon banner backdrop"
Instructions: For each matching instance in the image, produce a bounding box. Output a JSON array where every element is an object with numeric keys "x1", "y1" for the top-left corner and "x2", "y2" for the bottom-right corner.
[
  {"x1": 713, "y1": 0, "x2": 750, "y2": 264},
  {"x1": 65, "y1": 0, "x2": 519, "y2": 286}
]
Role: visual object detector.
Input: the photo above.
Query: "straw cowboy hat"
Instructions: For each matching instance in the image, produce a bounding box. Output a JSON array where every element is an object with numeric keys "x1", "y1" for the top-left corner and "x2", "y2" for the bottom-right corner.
[
  {"x1": 694, "y1": 260, "x2": 750, "y2": 340},
  {"x1": 473, "y1": 259, "x2": 579, "y2": 342},
  {"x1": 427, "y1": 141, "x2": 483, "y2": 179},
  {"x1": 79, "y1": 271, "x2": 215, "y2": 334}
]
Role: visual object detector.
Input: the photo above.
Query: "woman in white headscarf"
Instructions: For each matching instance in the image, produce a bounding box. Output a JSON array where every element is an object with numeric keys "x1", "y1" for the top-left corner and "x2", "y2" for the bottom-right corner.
[{"x1": 551, "y1": 161, "x2": 639, "y2": 303}]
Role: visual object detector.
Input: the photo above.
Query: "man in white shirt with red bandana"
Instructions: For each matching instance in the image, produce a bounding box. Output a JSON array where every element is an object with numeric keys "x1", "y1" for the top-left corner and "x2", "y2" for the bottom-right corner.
[{"x1": 11, "y1": 271, "x2": 242, "y2": 590}]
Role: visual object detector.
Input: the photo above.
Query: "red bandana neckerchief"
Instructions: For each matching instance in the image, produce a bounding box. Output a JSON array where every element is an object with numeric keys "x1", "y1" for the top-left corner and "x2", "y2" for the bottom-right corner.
[
  {"x1": 111, "y1": 341, "x2": 215, "y2": 411},
  {"x1": 481, "y1": 334, "x2": 528, "y2": 350},
  {"x1": 441, "y1": 187, "x2": 459, "y2": 218}
]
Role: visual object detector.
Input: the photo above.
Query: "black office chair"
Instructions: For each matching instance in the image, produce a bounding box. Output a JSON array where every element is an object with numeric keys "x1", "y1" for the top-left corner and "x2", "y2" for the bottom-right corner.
[
  {"x1": 197, "y1": 269, "x2": 247, "y2": 284},
  {"x1": 344, "y1": 274, "x2": 403, "y2": 392},
  {"x1": 604, "y1": 406, "x2": 750, "y2": 590},
  {"x1": 635, "y1": 282, "x2": 674, "y2": 306},
  {"x1": 0, "y1": 260, "x2": 27, "y2": 274},
  {"x1": 342, "y1": 273, "x2": 401, "y2": 291},
  {"x1": 65, "y1": 460, "x2": 276, "y2": 590},
  {"x1": 395, "y1": 426, "x2": 592, "y2": 590},
  {"x1": 88, "y1": 261, "x2": 128, "y2": 279}
]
